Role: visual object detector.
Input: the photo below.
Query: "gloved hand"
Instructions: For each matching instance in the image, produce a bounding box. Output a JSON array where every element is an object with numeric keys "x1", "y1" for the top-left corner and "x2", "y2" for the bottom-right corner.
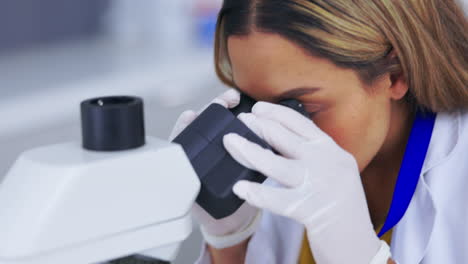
[
  {"x1": 223, "y1": 101, "x2": 391, "y2": 264},
  {"x1": 169, "y1": 89, "x2": 262, "y2": 249}
]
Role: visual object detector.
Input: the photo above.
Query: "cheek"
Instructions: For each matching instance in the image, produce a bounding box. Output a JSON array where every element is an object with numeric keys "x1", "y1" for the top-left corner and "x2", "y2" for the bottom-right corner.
[{"x1": 312, "y1": 99, "x2": 391, "y2": 171}]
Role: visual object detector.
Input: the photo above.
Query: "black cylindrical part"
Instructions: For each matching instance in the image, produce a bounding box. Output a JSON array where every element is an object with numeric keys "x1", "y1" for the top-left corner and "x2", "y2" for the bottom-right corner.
[{"x1": 81, "y1": 96, "x2": 145, "y2": 151}]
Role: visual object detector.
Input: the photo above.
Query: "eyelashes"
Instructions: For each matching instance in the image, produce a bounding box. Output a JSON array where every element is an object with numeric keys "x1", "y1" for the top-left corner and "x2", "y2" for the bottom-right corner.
[
  {"x1": 276, "y1": 98, "x2": 324, "y2": 118},
  {"x1": 301, "y1": 103, "x2": 324, "y2": 119},
  {"x1": 302, "y1": 102, "x2": 323, "y2": 111}
]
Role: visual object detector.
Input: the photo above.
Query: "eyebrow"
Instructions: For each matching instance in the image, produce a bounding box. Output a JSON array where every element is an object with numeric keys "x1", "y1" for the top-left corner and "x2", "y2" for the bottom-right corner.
[
  {"x1": 273, "y1": 87, "x2": 322, "y2": 102},
  {"x1": 231, "y1": 78, "x2": 322, "y2": 102}
]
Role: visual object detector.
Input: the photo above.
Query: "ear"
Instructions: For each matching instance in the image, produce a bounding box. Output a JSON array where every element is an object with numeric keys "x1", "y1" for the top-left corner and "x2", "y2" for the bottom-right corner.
[
  {"x1": 388, "y1": 72, "x2": 409, "y2": 100},
  {"x1": 385, "y1": 49, "x2": 409, "y2": 100}
]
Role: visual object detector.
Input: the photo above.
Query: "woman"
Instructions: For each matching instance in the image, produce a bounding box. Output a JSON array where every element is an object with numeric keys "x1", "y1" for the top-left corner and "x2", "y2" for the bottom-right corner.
[{"x1": 169, "y1": 0, "x2": 467, "y2": 263}]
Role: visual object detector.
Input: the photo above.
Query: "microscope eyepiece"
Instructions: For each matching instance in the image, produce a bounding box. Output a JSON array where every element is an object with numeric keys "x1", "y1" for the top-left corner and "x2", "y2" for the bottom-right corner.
[{"x1": 81, "y1": 96, "x2": 146, "y2": 151}]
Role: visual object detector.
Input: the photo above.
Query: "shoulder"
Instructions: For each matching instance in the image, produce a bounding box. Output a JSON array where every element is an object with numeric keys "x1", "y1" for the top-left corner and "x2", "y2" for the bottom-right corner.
[
  {"x1": 423, "y1": 110, "x2": 468, "y2": 186},
  {"x1": 424, "y1": 110, "x2": 467, "y2": 170},
  {"x1": 435, "y1": 110, "x2": 468, "y2": 153},
  {"x1": 457, "y1": 109, "x2": 468, "y2": 135}
]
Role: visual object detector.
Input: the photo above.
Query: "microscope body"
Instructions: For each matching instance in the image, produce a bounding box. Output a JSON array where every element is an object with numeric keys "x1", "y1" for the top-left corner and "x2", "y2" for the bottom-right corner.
[{"x1": 0, "y1": 137, "x2": 199, "y2": 264}]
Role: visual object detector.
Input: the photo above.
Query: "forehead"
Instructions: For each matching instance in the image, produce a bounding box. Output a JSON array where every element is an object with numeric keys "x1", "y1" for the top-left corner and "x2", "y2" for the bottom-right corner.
[{"x1": 227, "y1": 32, "x2": 349, "y2": 101}]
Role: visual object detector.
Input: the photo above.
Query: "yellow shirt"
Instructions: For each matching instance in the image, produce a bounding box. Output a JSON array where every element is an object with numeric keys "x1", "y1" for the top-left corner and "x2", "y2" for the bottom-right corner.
[{"x1": 298, "y1": 226, "x2": 393, "y2": 264}]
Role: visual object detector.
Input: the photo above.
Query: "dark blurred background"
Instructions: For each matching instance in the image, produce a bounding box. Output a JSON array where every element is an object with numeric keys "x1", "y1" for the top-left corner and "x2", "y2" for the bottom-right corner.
[{"x1": 0, "y1": 0, "x2": 109, "y2": 53}]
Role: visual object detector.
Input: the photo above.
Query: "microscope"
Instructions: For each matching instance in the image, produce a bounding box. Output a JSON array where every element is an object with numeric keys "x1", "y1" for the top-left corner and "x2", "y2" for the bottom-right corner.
[
  {"x1": 0, "y1": 94, "x2": 307, "y2": 264},
  {"x1": 0, "y1": 96, "x2": 199, "y2": 264}
]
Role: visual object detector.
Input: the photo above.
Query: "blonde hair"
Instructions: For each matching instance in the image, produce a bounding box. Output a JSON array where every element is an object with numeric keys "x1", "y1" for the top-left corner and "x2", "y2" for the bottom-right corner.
[{"x1": 215, "y1": 0, "x2": 468, "y2": 112}]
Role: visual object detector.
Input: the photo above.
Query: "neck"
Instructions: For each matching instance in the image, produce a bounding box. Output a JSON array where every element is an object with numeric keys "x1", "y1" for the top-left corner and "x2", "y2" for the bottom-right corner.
[
  {"x1": 373, "y1": 102, "x2": 415, "y2": 167},
  {"x1": 362, "y1": 101, "x2": 415, "y2": 227}
]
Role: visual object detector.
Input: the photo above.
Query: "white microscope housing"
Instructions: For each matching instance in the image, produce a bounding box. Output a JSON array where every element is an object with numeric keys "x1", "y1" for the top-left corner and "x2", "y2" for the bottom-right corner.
[{"x1": 0, "y1": 96, "x2": 201, "y2": 264}]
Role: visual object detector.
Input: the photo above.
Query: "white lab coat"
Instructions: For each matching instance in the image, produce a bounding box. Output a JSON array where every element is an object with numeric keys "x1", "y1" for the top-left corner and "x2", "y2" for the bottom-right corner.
[{"x1": 195, "y1": 110, "x2": 468, "y2": 264}]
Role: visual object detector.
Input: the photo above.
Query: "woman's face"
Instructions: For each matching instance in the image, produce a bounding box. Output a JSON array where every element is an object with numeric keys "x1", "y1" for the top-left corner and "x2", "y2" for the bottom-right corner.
[{"x1": 227, "y1": 32, "x2": 404, "y2": 172}]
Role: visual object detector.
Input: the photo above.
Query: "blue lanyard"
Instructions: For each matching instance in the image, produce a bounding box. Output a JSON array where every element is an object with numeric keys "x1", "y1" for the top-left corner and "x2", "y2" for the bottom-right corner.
[{"x1": 378, "y1": 111, "x2": 437, "y2": 237}]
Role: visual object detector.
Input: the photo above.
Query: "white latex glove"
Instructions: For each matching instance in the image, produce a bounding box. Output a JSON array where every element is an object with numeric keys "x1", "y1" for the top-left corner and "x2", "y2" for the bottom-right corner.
[
  {"x1": 223, "y1": 101, "x2": 391, "y2": 264},
  {"x1": 169, "y1": 89, "x2": 262, "y2": 249}
]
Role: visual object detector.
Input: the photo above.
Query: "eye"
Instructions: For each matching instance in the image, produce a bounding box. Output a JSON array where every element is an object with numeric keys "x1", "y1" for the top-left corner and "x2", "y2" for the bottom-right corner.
[
  {"x1": 300, "y1": 103, "x2": 324, "y2": 119},
  {"x1": 277, "y1": 98, "x2": 322, "y2": 118},
  {"x1": 303, "y1": 103, "x2": 322, "y2": 112}
]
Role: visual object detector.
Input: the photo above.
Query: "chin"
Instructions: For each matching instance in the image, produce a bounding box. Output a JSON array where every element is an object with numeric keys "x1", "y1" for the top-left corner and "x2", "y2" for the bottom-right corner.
[{"x1": 355, "y1": 153, "x2": 377, "y2": 173}]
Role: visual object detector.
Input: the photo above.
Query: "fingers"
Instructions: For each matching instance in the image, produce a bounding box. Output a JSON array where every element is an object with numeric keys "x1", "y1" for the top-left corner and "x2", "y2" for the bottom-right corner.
[
  {"x1": 169, "y1": 110, "x2": 198, "y2": 141},
  {"x1": 237, "y1": 113, "x2": 307, "y2": 159},
  {"x1": 223, "y1": 133, "x2": 305, "y2": 188},
  {"x1": 217, "y1": 88, "x2": 241, "y2": 108},
  {"x1": 252, "y1": 101, "x2": 325, "y2": 141},
  {"x1": 233, "y1": 180, "x2": 295, "y2": 217},
  {"x1": 197, "y1": 88, "x2": 241, "y2": 115},
  {"x1": 170, "y1": 89, "x2": 240, "y2": 140}
]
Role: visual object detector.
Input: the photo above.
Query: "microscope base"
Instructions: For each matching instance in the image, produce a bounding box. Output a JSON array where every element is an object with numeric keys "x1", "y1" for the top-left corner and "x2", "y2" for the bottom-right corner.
[{"x1": 0, "y1": 214, "x2": 192, "y2": 264}]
